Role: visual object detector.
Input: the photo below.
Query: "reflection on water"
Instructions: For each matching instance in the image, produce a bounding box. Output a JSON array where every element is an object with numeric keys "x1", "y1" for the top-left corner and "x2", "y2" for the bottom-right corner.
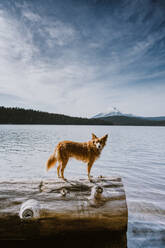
[{"x1": 0, "y1": 125, "x2": 165, "y2": 247}]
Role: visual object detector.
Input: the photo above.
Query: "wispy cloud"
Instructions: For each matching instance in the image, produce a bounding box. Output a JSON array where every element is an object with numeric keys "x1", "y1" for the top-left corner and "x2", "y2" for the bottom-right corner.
[
  {"x1": 44, "y1": 21, "x2": 77, "y2": 47},
  {"x1": 23, "y1": 10, "x2": 41, "y2": 22}
]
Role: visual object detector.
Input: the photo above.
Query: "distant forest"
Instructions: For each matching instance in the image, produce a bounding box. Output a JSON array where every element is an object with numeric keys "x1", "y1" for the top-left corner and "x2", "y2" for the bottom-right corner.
[
  {"x1": 0, "y1": 106, "x2": 113, "y2": 125},
  {"x1": 0, "y1": 106, "x2": 165, "y2": 126}
]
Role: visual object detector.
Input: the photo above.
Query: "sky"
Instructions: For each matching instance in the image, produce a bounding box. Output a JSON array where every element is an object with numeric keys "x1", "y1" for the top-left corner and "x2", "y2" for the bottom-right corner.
[{"x1": 0, "y1": 0, "x2": 165, "y2": 117}]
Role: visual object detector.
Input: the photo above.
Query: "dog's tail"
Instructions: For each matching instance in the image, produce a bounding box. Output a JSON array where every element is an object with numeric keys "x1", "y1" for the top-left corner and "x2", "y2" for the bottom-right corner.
[{"x1": 46, "y1": 153, "x2": 57, "y2": 171}]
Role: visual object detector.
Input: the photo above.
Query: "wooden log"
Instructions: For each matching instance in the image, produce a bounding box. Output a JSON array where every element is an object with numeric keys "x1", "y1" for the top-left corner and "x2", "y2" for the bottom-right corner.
[{"x1": 0, "y1": 176, "x2": 128, "y2": 246}]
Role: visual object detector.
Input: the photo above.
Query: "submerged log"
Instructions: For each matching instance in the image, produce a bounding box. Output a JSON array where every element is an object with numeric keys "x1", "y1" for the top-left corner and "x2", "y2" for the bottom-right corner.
[{"x1": 0, "y1": 176, "x2": 128, "y2": 246}]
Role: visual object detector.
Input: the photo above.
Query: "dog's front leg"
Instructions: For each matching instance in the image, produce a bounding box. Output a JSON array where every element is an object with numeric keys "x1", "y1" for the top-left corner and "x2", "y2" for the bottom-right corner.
[{"x1": 87, "y1": 160, "x2": 94, "y2": 181}]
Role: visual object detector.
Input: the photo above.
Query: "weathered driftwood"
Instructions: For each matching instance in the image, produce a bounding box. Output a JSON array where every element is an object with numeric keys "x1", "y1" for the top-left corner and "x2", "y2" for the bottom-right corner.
[{"x1": 0, "y1": 176, "x2": 128, "y2": 246}]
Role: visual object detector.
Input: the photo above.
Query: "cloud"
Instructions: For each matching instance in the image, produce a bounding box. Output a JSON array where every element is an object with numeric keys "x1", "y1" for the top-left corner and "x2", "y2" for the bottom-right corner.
[
  {"x1": 23, "y1": 10, "x2": 41, "y2": 22},
  {"x1": 0, "y1": 9, "x2": 39, "y2": 97},
  {"x1": 44, "y1": 21, "x2": 77, "y2": 47},
  {"x1": 0, "y1": 9, "x2": 38, "y2": 63},
  {"x1": 0, "y1": 7, "x2": 100, "y2": 116},
  {"x1": 0, "y1": 0, "x2": 165, "y2": 117}
]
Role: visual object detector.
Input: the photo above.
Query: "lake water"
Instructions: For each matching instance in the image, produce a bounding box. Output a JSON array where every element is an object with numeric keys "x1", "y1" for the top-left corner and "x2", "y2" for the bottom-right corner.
[{"x1": 0, "y1": 125, "x2": 165, "y2": 247}]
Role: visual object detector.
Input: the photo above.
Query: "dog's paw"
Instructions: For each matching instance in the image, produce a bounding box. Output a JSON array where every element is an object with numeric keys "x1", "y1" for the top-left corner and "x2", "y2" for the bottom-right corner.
[
  {"x1": 62, "y1": 177, "x2": 68, "y2": 182},
  {"x1": 88, "y1": 177, "x2": 94, "y2": 183}
]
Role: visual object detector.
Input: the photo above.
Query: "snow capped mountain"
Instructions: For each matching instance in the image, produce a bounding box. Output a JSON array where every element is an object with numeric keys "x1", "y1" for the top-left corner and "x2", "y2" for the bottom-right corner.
[
  {"x1": 92, "y1": 107, "x2": 165, "y2": 121},
  {"x1": 92, "y1": 107, "x2": 133, "y2": 119}
]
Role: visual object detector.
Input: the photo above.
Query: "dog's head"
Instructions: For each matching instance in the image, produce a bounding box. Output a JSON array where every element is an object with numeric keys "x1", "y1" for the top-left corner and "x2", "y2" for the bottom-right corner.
[{"x1": 91, "y1": 133, "x2": 108, "y2": 151}]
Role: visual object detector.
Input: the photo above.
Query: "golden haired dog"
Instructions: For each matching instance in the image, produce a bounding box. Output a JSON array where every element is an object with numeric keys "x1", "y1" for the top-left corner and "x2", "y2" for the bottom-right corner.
[{"x1": 46, "y1": 133, "x2": 108, "y2": 180}]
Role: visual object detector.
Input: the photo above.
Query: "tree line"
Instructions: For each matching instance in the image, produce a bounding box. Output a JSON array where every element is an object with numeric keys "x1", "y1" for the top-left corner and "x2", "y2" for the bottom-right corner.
[{"x1": 0, "y1": 106, "x2": 113, "y2": 125}]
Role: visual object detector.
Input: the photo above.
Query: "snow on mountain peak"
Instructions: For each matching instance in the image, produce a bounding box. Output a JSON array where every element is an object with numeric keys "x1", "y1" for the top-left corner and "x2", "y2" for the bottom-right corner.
[{"x1": 92, "y1": 107, "x2": 133, "y2": 118}]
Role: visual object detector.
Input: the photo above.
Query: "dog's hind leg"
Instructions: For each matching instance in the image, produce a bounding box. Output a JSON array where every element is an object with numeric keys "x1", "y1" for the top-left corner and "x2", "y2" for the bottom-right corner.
[
  {"x1": 60, "y1": 159, "x2": 68, "y2": 180},
  {"x1": 57, "y1": 163, "x2": 61, "y2": 178}
]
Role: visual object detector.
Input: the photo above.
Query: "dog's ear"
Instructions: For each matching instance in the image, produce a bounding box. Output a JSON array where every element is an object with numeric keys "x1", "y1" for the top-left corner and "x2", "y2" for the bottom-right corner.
[
  {"x1": 101, "y1": 134, "x2": 108, "y2": 142},
  {"x1": 92, "y1": 133, "x2": 98, "y2": 140}
]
